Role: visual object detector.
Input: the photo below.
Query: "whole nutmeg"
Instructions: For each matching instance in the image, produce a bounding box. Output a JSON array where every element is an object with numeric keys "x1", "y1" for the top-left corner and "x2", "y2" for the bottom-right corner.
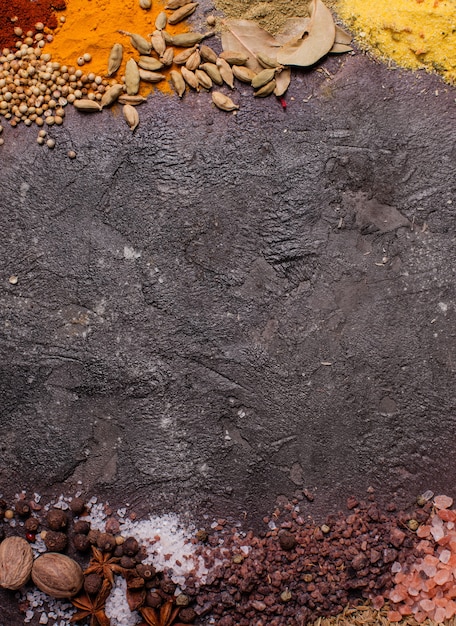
[
  {"x1": 24, "y1": 517, "x2": 40, "y2": 533},
  {"x1": 44, "y1": 530, "x2": 67, "y2": 552},
  {"x1": 179, "y1": 607, "x2": 197, "y2": 623},
  {"x1": 0, "y1": 536, "x2": 33, "y2": 590},
  {"x1": 73, "y1": 533, "x2": 90, "y2": 553},
  {"x1": 122, "y1": 536, "x2": 139, "y2": 556},
  {"x1": 84, "y1": 572, "x2": 103, "y2": 595},
  {"x1": 96, "y1": 532, "x2": 116, "y2": 552},
  {"x1": 46, "y1": 509, "x2": 68, "y2": 531},
  {"x1": 278, "y1": 530, "x2": 296, "y2": 551},
  {"x1": 32, "y1": 552, "x2": 83, "y2": 598},
  {"x1": 73, "y1": 520, "x2": 90, "y2": 535},
  {"x1": 14, "y1": 500, "x2": 30, "y2": 518},
  {"x1": 69, "y1": 497, "x2": 86, "y2": 515}
]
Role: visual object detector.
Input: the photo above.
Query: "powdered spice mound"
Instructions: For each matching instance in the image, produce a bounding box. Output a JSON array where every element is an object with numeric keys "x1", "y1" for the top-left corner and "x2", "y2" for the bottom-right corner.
[
  {"x1": 336, "y1": 0, "x2": 456, "y2": 85},
  {"x1": 44, "y1": 0, "x2": 192, "y2": 95},
  {"x1": 0, "y1": 0, "x2": 65, "y2": 49}
]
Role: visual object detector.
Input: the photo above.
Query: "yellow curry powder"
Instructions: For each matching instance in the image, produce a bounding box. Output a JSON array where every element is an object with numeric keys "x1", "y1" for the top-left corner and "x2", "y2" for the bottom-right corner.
[
  {"x1": 44, "y1": 0, "x2": 192, "y2": 95},
  {"x1": 336, "y1": 0, "x2": 456, "y2": 84}
]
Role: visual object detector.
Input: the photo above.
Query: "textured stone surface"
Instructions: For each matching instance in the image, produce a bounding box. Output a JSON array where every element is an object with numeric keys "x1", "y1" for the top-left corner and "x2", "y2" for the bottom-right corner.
[{"x1": 0, "y1": 53, "x2": 455, "y2": 522}]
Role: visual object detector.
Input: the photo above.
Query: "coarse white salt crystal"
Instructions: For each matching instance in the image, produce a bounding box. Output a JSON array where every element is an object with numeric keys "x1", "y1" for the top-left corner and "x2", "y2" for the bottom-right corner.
[
  {"x1": 268, "y1": 521, "x2": 277, "y2": 530},
  {"x1": 105, "y1": 576, "x2": 139, "y2": 626},
  {"x1": 84, "y1": 502, "x2": 107, "y2": 531},
  {"x1": 391, "y1": 561, "x2": 402, "y2": 573},
  {"x1": 39, "y1": 613, "x2": 49, "y2": 624},
  {"x1": 120, "y1": 514, "x2": 208, "y2": 586},
  {"x1": 240, "y1": 545, "x2": 251, "y2": 555}
]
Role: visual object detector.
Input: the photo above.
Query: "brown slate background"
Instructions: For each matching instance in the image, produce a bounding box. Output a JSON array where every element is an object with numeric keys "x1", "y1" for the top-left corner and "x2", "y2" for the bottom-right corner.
[{"x1": 0, "y1": 52, "x2": 455, "y2": 526}]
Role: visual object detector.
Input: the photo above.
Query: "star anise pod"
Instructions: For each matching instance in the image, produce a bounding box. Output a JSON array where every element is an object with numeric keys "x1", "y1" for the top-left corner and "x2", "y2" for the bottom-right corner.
[
  {"x1": 85, "y1": 546, "x2": 125, "y2": 586},
  {"x1": 71, "y1": 578, "x2": 111, "y2": 626},
  {"x1": 140, "y1": 600, "x2": 187, "y2": 626}
]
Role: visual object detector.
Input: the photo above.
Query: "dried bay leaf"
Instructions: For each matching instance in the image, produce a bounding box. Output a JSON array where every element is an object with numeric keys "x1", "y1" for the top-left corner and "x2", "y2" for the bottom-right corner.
[
  {"x1": 329, "y1": 42, "x2": 353, "y2": 54},
  {"x1": 221, "y1": 19, "x2": 281, "y2": 73},
  {"x1": 275, "y1": 17, "x2": 311, "y2": 45},
  {"x1": 334, "y1": 25, "x2": 352, "y2": 45},
  {"x1": 277, "y1": 0, "x2": 336, "y2": 67},
  {"x1": 330, "y1": 26, "x2": 352, "y2": 54}
]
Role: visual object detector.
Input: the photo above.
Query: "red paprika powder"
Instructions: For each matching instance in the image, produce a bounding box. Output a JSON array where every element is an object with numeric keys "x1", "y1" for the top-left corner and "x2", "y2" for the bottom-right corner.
[{"x1": 0, "y1": 0, "x2": 66, "y2": 49}]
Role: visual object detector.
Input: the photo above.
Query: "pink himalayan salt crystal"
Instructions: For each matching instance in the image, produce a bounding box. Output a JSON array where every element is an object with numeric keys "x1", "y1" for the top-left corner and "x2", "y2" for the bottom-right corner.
[
  {"x1": 390, "y1": 587, "x2": 407, "y2": 603},
  {"x1": 424, "y1": 554, "x2": 439, "y2": 566},
  {"x1": 431, "y1": 525, "x2": 445, "y2": 542},
  {"x1": 408, "y1": 586, "x2": 420, "y2": 596},
  {"x1": 371, "y1": 595, "x2": 384, "y2": 610},
  {"x1": 439, "y1": 549, "x2": 451, "y2": 563},
  {"x1": 387, "y1": 610, "x2": 402, "y2": 622},
  {"x1": 417, "y1": 525, "x2": 431, "y2": 538},
  {"x1": 434, "y1": 569, "x2": 451, "y2": 585},
  {"x1": 434, "y1": 495, "x2": 454, "y2": 509},
  {"x1": 445, "y1": 599, "x2": 456, "y2": 618},
  {"x1": 414, "y1": 610, "x2": 428, "y2": 623},
  {"x1": 422, "y1": 564, "x2": 437, "y2": 577},
  {"x1": 434, "y1": 606, "x2": 447, "y2": 623},
  {"x1": 420, "y1": 598, "x2": 435, "y2": 612}
]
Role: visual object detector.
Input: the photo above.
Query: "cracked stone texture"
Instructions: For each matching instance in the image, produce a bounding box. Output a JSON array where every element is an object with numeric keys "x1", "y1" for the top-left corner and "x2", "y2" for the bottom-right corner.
[{"x1": 0, "y1": 53, "x2": 455, "y2": 523}]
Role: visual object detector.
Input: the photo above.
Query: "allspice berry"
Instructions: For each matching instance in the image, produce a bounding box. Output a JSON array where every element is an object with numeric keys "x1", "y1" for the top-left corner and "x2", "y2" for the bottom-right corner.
[
  {"x1": 160, "y1": 578, "x2": 176, "y2": 594},
  {"x1": 46, "y1": 509, "x2": 68, "y2": 531},
  {"x1": 278, "y1": 530, "x2": 296, "y2": 551},
  {"x1": 146, "y1": 590, "x2": 162, "y2": 608},
  {"x1": 44, "y1": 530, "x2": 68, "y2": 552},
  {"x1": 24, "y1": 517, "x2": 40, "y2": 533},
  {"x1": 179, "y1": 607, "x2": 197, "y2": 623},
  {"x1": 96, "y1": 532, "x2": 116, "y2": 552},
  {"x1": 136, "y1": 563, "x2": 156, "y2": 580},
  {"x1": 87, "y1": 529, "x2": 100, "y2": 545},
  {"x1": 73, "y1": 520, "x2": 90, "y2": 535},
  {"x1": 73, "y1": 533, "x2": 90, "y2": 553},
  {"x1": 122, "y1": 536, "x2": 139, "y2": 557},
  {"x1": 120, "y1": 556, "x2": 136, "y2": 569},
  {"x1": 69, "y1": 497, "x2": 86, "y2": 515},
  {"x1": 84, "y1": 573, "x2": 103, "y2": 595},
  {"x1": 14, "y1": 500, "x2": 30, "y2": 518}
]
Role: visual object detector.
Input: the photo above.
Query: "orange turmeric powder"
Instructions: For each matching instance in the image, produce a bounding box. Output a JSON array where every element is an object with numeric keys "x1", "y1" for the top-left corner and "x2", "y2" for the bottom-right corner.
[{"x1": 44, "y1": 0, "x2": 195, "y2": 95}]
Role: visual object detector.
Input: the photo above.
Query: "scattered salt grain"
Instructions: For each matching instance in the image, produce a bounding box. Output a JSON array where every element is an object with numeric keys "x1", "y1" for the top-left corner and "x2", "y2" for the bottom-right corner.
[
  {"x1": 391, "y1": 561, "x2": 402, "y2": 573},
  {"x1": 84, "y1": 501, "x2": 107, "y2": 531},
  {"x1": 105, "y1": 576, "x2": 139, "y2": 626}
]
